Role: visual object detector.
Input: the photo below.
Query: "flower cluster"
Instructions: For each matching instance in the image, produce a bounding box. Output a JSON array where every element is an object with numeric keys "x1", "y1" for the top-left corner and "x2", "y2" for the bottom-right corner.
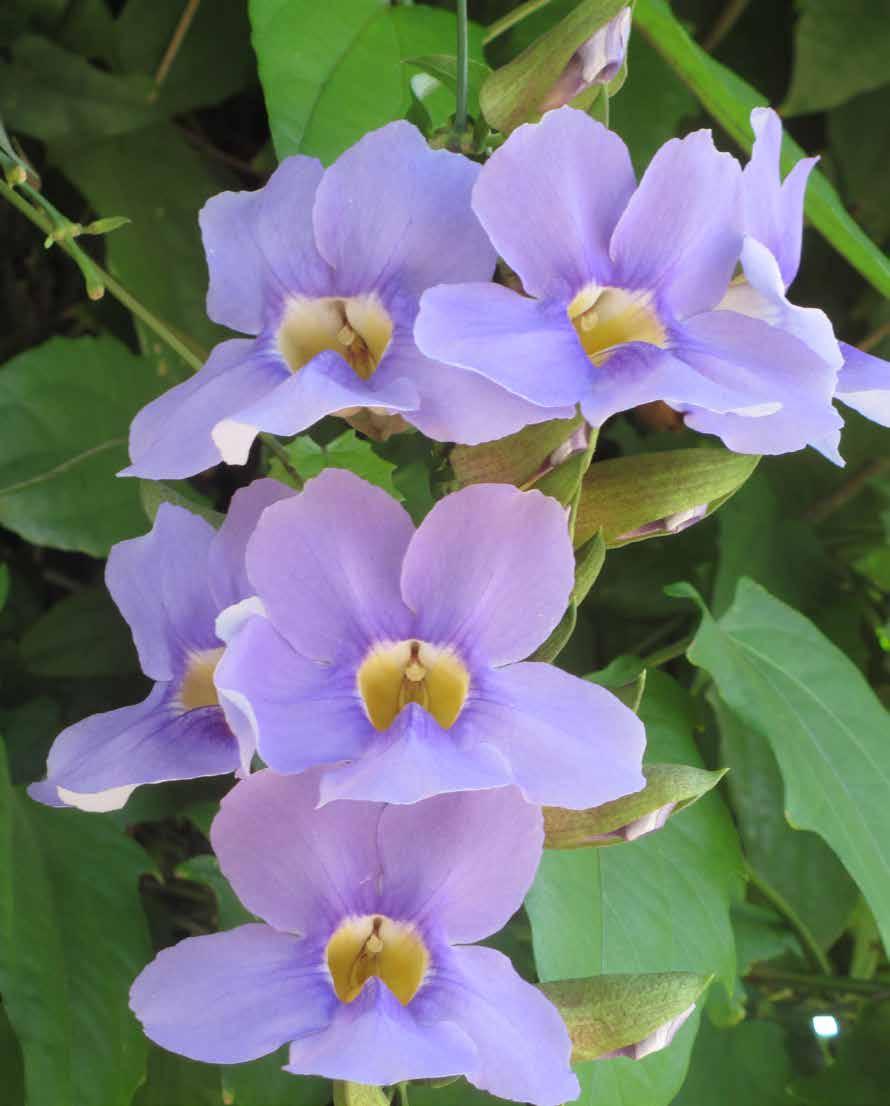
[{"x1": 31, "y1": 97, "x2": 890, "y2": 1101}]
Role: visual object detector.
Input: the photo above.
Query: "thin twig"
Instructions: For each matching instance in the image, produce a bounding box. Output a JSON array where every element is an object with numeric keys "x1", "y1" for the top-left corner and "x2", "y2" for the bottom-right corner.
[
  {"x1": 455, "y1": 0, "x2": 470, "y2": 132},
  {"x1": 151, "y1": 0, "x2": 202, "y2": 100},
  {"x1": 745, "y1": 861, "x2": 832, "y2": 976},
  {"x1": 860, "y1": 320, "x2": 890, "y2": 353},
  {"x1": 702, "y1": 0, "x2": 751, "y2": 52},
  {"x1": 803, "y1": 458, "x2": 890, "y2": 525},
  {"x1": 747, "y1": 968, "x2": 890, "y2": 998},
  {"x1": 642, "y1": 635, "x2": 694, "y2": 670}
]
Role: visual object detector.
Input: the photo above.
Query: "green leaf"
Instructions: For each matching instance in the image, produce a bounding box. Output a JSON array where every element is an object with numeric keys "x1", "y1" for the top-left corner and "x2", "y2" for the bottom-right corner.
[
  {"x1": 139, "y1": 480, "x2": 223, "y2": 529},
  {"x1": 132, "y1": 1047, "x2": 222, "y2": 1106},
  {"x1": 268, "y1": 430, "x2": 400, "y2": 497},
  {"x1": 634, "y1": 0, "x2": 890, "y2": 299},
  {"x1": 0, "y1": 336, "x2": 162, "y2": 556},
  {"x1": 20, "y1": 586, "x2": 139, "y2": 678},
  {"x1": 829, "y1": 87, "x2": 890, "y2": 243},
  {"x1": 526, "y1": 672, "x2": 743, "y2": 1106},
  {"x1": 58, "y1": 123, "x2": 227, "y2": 378},
  {"x1": 783, "y1": 0, "x2": 890, "y2": 116},
  {"x1": 404, "y1": 55, "x2": 491, "y2": 123},
  {"x1": 176, "y1": 854, "x2": 255, "y2": 932},
  {"x1": 0, "y1": 1002, "x2": 25, "y2": 1106},
  {"x1": 0, "y1": 749, "x2": 153, "y2": 1106},
  {"x1": 789, "y1": 1001, "x2": 890, "y2": 1104},
  {"x1": 543, "y1": 763, "x2": 727, "y2": 849},
  {"x1": 679, "y1": 577, "x2": 890, "y2": 953},
  {"x1": 673, "y1": 1019, "x2": 793, "y2": 1106}
]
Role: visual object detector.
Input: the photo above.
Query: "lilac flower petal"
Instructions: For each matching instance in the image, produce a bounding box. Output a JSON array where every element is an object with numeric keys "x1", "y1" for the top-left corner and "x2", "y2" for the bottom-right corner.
[
  {"x1": 285, "y1": 980, "x2": 477, "y2": 1085},
  {"x1": 684, "y1": 399, "x2": 844, "y2": 458},
  {"x1": 415, "y1": 283, "x2": 592, "y2": 408},
  {"x1": 218, "y1": 349, "x2": 419, "y2": 451},
  {"x1": 106, "y1": 505, "x2": 218, "y2": 682},
  {"x1": 214, "y1": 616, "x2": 371, "y2": 775},
  {"x1": 468, "y1": 662, "x2": 646, "y2": 809},
  {"x1": 211, "y1": 769, "x2": 384, "y2": 934},
  {"x1": 317, "y1": 703, "x2": 512, "y2": 807},
  {"x1": 610, "y1": 129, "x2": 742, "y2": 318},
  {"x1": 122, "y1": 339, "x2": 285, "y2": 480},
  {"x1": 246, "y1": 469, "x2": 414, "y2": 663},
  {"x1": 835, "y1": 342, "x2": 890, "y2": 426},
  {"x1": 199, "y1": 156, "x2": 332, "y2": 333},
  {"x1": 208, "y1": 478, "x2": 294, "y2": 611},
  {"x1": 130, "y1": 924, "x2": 333, "y2": 1063},
  {"x1": 313, "y1": 121, "x2": 495, "y2": 297},
  {"x1": 408, "y1": 358, "x2": 573, "y2": 445},
  {"x1": 401, "y1": 483, "x2": 574, "y2": 666},
  {"x1": 472, "y1": 107, "x2": 637, "y2": 299},
  {"x1": 720, "y1": 237, "x2": 842, "y2": 369},
  {"x1": 433, "y1": 946, "x2": 579, "y2": 1106},
  {"x1": 743, "y1": 107, "x2": 817, "y2": 288},
  {"x1": 376, "y1": 785, "x2": 542, "y2": 943},
  {"x1": 29, "y1": 684, "x2": 240, "y2": 807}
]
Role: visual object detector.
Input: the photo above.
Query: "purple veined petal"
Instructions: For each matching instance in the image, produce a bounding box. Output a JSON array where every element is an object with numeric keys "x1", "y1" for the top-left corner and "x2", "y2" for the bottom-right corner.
[
  {"x1": 28, "y1": 684, "x2": 241, "y2": 811},
  {"x1": 743, "y1": 107, "x2": 818, "y2": 289},
  {"x1": 374, "y1": 784, "x2": 542, "y2": 944},
  {"x1": 106, "y1": 504, "x2": 219, "y2": 682},
  {"x1": 718, "y1": 237, "x2": 842, "y2": 369},
  {"x1": 472, "y1": 107, "x2": 637, "y2": 300},
  {"x1": 207, "y1": 478, "x2": 294, "y2": 611},
  {"x1": 121, "y1": 339, "x2": 286, "y2": 480},
  {"x1": 466, "y1": 662, "x2": 646, "y2": 809},
  {"x1": 429, "y1": 946, "x2": 579, "y2": 1106},
  {"x1": 211, "y1": 769, "x2": 385, "y2": 935},
  {"x1": 317, "y1": 703, "x2": 513, "y2": 807},
  {"x1": 312, "y1": 121, "x2": 495, "y2": 298},
  {"x1": 214, "y1": 349, "x2": 420, "y2": 456},
  {"x1": 285, "y1": 978, "x2": 477, "y2": 1085},
  {"x1": 609, "y1": 129, "x2": 742, "y2": 318},
  {"x1": 415, "y1": 283, "x2": 592, "y2": 409},
  {"x1": 683, "y1": 398, "x2": 844, "y2": 458},
  {"x1": 214, "y1": 616, "x2": 372, "y2": 775},
  {"x1": 401, "y1": 483, "x2": 574, "y2": 667},
  {"x1": 835, "y1": 341, "x2": 890, "y2": 426},
  {"x1": 199, "y1": 156, "x2": 333, "y2": 334},
  {"x1": 130, "y1": 924, "x2": 334, "y2": 1064},
  {"x1": 246, "y1": 469, "x2": 415, "y2": 664}
]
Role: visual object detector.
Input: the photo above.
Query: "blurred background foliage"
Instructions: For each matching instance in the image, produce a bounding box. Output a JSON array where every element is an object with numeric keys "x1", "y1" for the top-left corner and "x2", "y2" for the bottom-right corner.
[{"x1": 2, "y1": 1, "x2": 890, "y2": 1104}]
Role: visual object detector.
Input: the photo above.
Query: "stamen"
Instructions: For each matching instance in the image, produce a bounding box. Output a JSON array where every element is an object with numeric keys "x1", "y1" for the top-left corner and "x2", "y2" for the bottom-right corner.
[
  {"x1": 337, "y1": 323, "x2": 357, "y2": 346},
  {"x1": 277, "y1": 293, "x2": 393, "y2": 382}
]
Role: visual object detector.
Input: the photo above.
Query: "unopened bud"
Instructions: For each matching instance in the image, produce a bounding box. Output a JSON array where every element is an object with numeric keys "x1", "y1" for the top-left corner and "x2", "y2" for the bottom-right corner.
[{"x1": 539, "y1": 6, "x2": 631, "y2": 112}]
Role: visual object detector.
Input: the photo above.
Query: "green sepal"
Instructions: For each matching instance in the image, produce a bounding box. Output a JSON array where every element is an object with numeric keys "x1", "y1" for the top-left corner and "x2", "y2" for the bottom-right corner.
[
  {"x1": 540, "y1": 971, "x2": 712, "y2": 1061},
  {"x1": 543, "y1": 762, "x2": 727, "y2": 848},
  {"x1": 450, "y1": 415, "x2": 582, "y2": 489},
  {"x1": 333, "y1": 1082, "x2": 390, "y2": 1106},
  {"x1": 531, "y1": 531, "x2": 606, "y2": 662}
]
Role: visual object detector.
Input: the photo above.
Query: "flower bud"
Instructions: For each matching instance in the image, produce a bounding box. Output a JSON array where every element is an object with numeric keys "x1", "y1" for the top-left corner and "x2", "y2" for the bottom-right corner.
[{"x1": 539, "y1": 6, "x2": 632, "y2": 112}]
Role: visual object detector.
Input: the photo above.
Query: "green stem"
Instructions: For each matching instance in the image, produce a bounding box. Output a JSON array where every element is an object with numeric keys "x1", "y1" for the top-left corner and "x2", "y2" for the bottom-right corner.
[
  {"x1": 702, "y1": 0, "x2": 751, "y2": 52},
  {"x1": 745, "y1": 861, "x2": 832, "y2": 976},
  {"x1": 484, "y1": 0, "x2": 555, "y2": 44},
  {"x1": 642, "y1": 634, "x2": 693, "y2": 670},
  {"x1": 746, "y1": 968, "x2": 890, "y2": 998},
  {"x1": 454, "y1": 0, "x2": 470, "y2": 132},
  {"x1": 568, "y1": 419, "x2": 599, "y2": 544},
  {"x1": 261, "y1": 433, "x2": 303, "y2": 489}
]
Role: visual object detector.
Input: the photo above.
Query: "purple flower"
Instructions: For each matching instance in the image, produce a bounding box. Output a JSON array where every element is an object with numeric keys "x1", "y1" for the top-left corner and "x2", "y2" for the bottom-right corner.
[
  {"x1": 215, "y1": 469, "x2": 645, "y2": 808},
  {"x1": 129, "y1": 770, "x2": 578, "y2": 1104},
  {"x1": 539, "y1": 6, "x2": 632, "y2": 112},
  {"x1": 28, "y1": 480, "x2": 292, "y2": 812},
  {"x1": 120, "y1": 121, "x2": 559, "y2": 479},
  {"x1": 415, "y1": 106, "x2": 842, "y2": 458}
]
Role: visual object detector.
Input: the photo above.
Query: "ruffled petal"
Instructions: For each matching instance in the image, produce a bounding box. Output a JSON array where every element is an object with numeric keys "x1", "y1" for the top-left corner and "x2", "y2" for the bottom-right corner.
[
  {"x1": 199, "y1": 156, "x2": 333, "y2": 333},
  {"x1": 683, "y1": 398, "x2": 844, "y2": 458},
  {"x1": 28, "y1": 684, "x2": 240, "y2": 809},
  {"x1": 466, "y1": 662, "x2": 646, "y2": 809},
  {"x1": 211, "y1": 769, "x2": 384, "y2": 934},
  {"x1": 415, "y1": 283, "x2": 593, "y2": 408},
  {"x1": 312, "y1": 121, "x2": 495, "y2": 297},
  {"x1": 214, "y1": 616, "x2": 372, "y2": 775},
  {"x1": 246, "y1": 469, "x2": 415, "y2": 664},
  {"x1": 609, "y1": 129, "x2": 742, "y2": 318},
  {"x1": 317, "y1": 703, "x2": 512, "y2": 807},
  {"x1": 471, "y1": 107, "x2": 637, "y2": 300},
  {"x1": 122, "y1": 339, "x2": 285, "y2": 480},
  {"x1": 285, "y1": 980, "x2": 477, "y2": 1085},
  {"x1": 743, "y1": 107, "x2": 817, "y2": 288},
  {"x1": 430, "y1": 947, "x2": 579, "y2": 1106},
  {"x1": 208, "y1": 478, "x2": 294, "y2": 611},
  {"x1": 835, "y1": 342, "x2": 890, "y2": 426},
  {"x1": 106, "y1": 504, "x2": 218, "y2": 681},
  {"x1": 401, "y1": 484, "x2": 574, "y2": 667},
  {"x1": 374, "y1": 782, "x2": 542, "y2": 943},
  {"x1": 130, "y1": 924, "x2": 333, "y2": 1063}
]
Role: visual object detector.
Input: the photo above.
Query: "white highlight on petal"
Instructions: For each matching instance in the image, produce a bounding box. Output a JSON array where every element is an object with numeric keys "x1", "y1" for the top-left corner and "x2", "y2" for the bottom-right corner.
[
  {"x1": 212, "y1": 418, "x2": 258, "y2": 465},
  {"x1": 215, "y1": 596, "x2": 268, "y2": 644},
  {"x1": 733, "y1": 401, "x2": 783, "y2": 418},
  {"x1": 57, "y1": 783, "x2": 137, "y2": 812}
]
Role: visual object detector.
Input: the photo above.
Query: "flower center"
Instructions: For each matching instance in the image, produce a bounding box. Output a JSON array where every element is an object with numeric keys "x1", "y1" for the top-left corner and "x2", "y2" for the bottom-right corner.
[
  {"x1": 326, "y1": 914, "x2": 429, "y2": 1005},
  {"x1": 177, "y1": 647, "x2": 225, "y2": 711},
  {"x1": 568, "y1": 284, "x2": 667, "y2": 365},
  {"x1": 277, "y1": 294, "x2": 393, "y2": 381},
  {"x1": 357, "y1": 639, "x2": 470, "y2": 732}
]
